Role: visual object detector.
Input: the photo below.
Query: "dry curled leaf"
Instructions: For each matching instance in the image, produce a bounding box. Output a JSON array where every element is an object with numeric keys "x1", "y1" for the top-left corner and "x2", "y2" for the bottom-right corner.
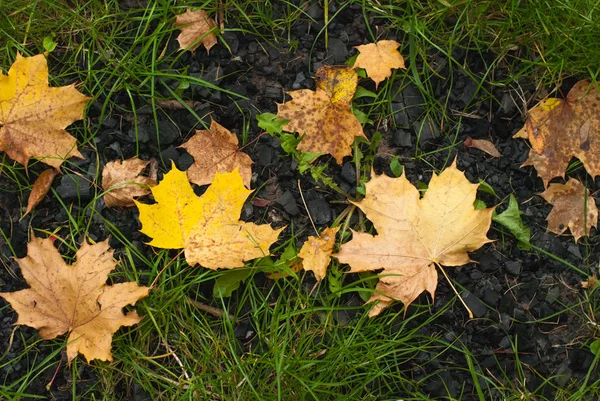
[
  {"x1": 539, "y1": 178, "x2": 598, "y2": 243},
  {"x1": 174, "y1": 9, "x2": 218, "y2": 53},
  {"x1": 464, "y1": 137, "x2": 501, "y2": 158},
  {"x1": 0, "y1": 54, "x2": 91, "y2": 168},
  {"x1": 25, "y1": 168, "x2": 57, "y2": 216},
  {"x1": 0, "y1": 235, "x2": 149, "y2": 363},
  {"x1": 514, "y1": 80, "x2": 600, "y2": 187},
  {"x1": 135, "y1": 164, "x2": 283, "y2": 269},
  {"x1": 277, "y1": 65, "x2": 366, "y2": 164},
  {"x1": 102, "y1": 157, "x2": 156, "y2": 208},
  {"x1": 335, "y1": 161, "x2": 494, "y2": 317},
  {"x1": 179, "y1": 120, "x2": 253, "y2": 188},
  {"x1": 298, "y1": 226, "x2": 340, "y2": 281},
  {"x1": 353, "y1": 40, "x2": 406, "y2": 88}
]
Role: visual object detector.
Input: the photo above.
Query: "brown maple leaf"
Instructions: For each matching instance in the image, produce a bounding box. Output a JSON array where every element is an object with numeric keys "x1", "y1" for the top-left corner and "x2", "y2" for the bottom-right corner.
[
  {"x1": 298, "y1": 226, "x2": 340, "y2": 281},
  {"x1": 277, "y1": 65, "x2": 366, "y2": 164},
  {"x1": 179, "y1": 120, "x2": 253, "y2": 188},
  {"x1": 539, "y1": 178, "x2": 598, "y2": 243},
  {"x1": 0, "y1": 54, "x2": 91, "y2": 168},
  {"x1": 335, "y1": 161, "x2": 494, "y2": 317},
  {"x1": 514, "y1": 80, "x2": 600, "y2": 186},
  {"x1": 25, "y1": 168, "x2": 57, "y2": 216},
  {"x1": 174, "y1": 9, "x2": 218, "y2": 53},
  {"x1": 0, "y1": 235, "x2": 149, "y2": 363},
  {"x1": 353, "y1": 40, "x2": 406, "y2": 89},
  {"x1": 102, "y1": 157, "x2": 156, "y2": 208}
]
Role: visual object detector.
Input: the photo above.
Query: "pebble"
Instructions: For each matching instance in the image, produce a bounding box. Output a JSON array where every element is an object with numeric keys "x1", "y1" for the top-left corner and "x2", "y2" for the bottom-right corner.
[
  {"x1": 55, "y1": 174, "x2": 92, "y2": 201},
  {"x1": 307, "y1": 198, "x2": 332, "y2": 225},
  {"x1": 461, "y1": 290, "x2": 487, "y2": 318},
  {"x1": 505, "y1": 260, "x2": 522, "y2": 275}
]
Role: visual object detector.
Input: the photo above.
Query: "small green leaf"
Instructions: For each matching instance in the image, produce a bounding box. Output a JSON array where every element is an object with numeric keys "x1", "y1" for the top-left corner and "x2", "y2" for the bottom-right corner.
[
  {"x1": 42, "y1": 35, "x2": 57, "y2": 52},
  {"x1": 357, "y1": 271, "x2": 378, "y2": 302},
  {"x1": 257, "y1": 112, "x2": 289, "y2": 135},
  {"x1": 280, "y1": 132, "x2": 301, "y2": 153},
  {"x1": 416, "y1": 180, "x2": 428, "y2": 193},
  {"x1": 590, "y1": 340, "x2": 600, "y2": 356},
  {"x1": 473, "y1": 199, "x2": 487, "y2": 210},
  {"x1": 353, "y1": 86, "x2": 378, "y2": 100},
  {"x1": 478, "y1": 179, "x2": 499, "y2": 198},
  {"x1": 213, "y1": 269, "x2": 252, "y2": 297},
  {"x1": 493, "y1": 194, "x2": 531, "y2": 250},
  {"x1": 352, "y1": 105, "x2": 373, "y2": 125},
  {"x1": 390, "y1": 156, "x2": 403, "y2": 177}
]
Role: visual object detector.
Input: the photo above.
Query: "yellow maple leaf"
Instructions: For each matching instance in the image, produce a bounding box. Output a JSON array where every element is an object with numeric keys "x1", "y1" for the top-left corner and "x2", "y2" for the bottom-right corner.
[
  {"x1": 277, "y1": 65, "x2": 366, "y2": 164},
  {"x1": 539, "y1": 178, "x2": 598, "y2": 243},
  {"x1": 335, "y1": 161, "x2": 494, "y2": 317},
  {"x1": 135, "y1": 164, "x2": 283, "y2": 269},
  {"x1": 298, "y1": 226, "x2": 340, "y2": 281},
  {"x1": 179, "y1": 120, "x2": 253, "y2": 188},
  {"x1": 0, "y1": 53, "x2": 91, "y2": 168},
  {"x1": 174, "y1": 8, "x2": 218, "y2": 53},
  {"x1": 514, "y1": 80, "x2": 600, "y2": 187},
  {"x1": 353, "y1": 40, "x2": 406, "y2": 89},
  {"x1": 0, "y1": 235, "x2": 149, "y2": 363}
]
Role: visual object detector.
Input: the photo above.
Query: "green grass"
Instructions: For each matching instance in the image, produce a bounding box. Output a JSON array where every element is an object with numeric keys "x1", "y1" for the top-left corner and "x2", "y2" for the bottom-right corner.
[{"x1": 2, "y1": 0, "x2": 600, "y2": 400}]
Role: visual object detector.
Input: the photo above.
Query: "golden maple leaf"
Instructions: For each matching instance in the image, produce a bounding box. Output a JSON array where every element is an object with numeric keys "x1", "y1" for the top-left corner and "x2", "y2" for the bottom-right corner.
[
  {"x1": 277, "y1": 65, "x2": 366, "y2": 164},
  {"x1": 179, "y1": 120, "x2": 253, "y2": 188},
  {"x1": 0, "y1": 235, "x2": 149, "y2": 363},
  {"x1": 0, "y1": 54, "x2": 91, "y2": 168},
  {"x1": 174, "y1": 8, "x2": 218, "y2": 53},
  {"x1": 514, "y1": 80, "x2": 600, "y2": 187},
  {"x1": 298, "y1": 226, "x2": 340, "y2": 281},
  {"x1": 135, "y1": 164, "x2": 283, "y2": 269},
  {"x1": 102, "y1": 157, "x2": 156, "y2": 208},
  {"x1": 353, "y1": 40, "x2": 406, "y2": 89},
  {"x1": 335, "y1": 162, "x2": 494, "y2": 317},
  {"x1": 539, "y1": 178, "x2": 598, "y2": 243}
]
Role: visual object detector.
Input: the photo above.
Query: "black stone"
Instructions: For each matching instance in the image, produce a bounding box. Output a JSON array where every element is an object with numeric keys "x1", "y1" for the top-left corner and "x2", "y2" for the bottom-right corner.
[{"x1": 56, "y1": 174, "x2": 92, "y2": 201}]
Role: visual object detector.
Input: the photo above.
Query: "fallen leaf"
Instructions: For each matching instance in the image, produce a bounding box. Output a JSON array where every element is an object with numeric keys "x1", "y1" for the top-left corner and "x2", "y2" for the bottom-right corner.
[
  {"x1": 135, "y1": 163, "x2": 283, "y2": 269},
  {"x1": 179, "y1": 120, "x2": 253, "y2": 188},
  {"x1": 154, "y1": 99, "x2": 202, "y2": 110},
  {"x1": 0, "y1": 53, "x2": 91, "y2": 168},
  {"x1": 335, "y1": 161, "x2": 494, "y2": 317},
  {"x1": 102, "y1": 157, "x2": 156, "y2": 208},
  {"x1": 25, "y1": 168, "x2": 57, "y2": 215},
  {"x1": 353, "y1": 40, "x2": 406, "y2": 88},
  {"x1": 514, "y1": 80, "x2": 600, "y2": 186},
  {"x1": 581, "y1": 274, "x2": 598, "y2": 289},
  {"x1": 464, "y1": 137, "x2": 501, "y2": 158},
  {"x1": 298, "y1": 226, "x2": 340, "y2": 281},
  {"x1": 492, "y1": 194, "x2": 531, "y2": 250},
  {"x1": 277, "y1": 65, "x2": 366, "y2": 164},
  {"x1": 539, "y1": 178, "x2": 598, "y2": 243},
  {"x1": 0, "y1": 235, "x2": 149, "y2": 363},
  {"x1": 174, "y1": 9, "x2": 218, "y2": 53}
]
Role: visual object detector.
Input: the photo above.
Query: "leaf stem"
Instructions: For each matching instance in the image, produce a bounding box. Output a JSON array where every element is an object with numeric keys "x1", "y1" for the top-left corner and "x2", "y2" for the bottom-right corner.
[{"x1": 436, "y1": 262, "x2": 473, "y2": 319}]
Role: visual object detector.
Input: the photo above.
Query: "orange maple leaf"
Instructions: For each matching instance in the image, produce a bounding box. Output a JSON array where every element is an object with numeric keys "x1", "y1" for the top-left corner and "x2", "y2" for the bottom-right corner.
[
  {"x1": 179, "y1": 120, "x2": 253, "y2": 188},
  {"x1": 0, "y1": 236, "x2": 149, "y2": 363},
  {"x1": 298, "y1": 226, "x2": 340, "y2": 281},
  {"x1": 277, "y1": 65, "x2": 366, "y2": 164},
  {"x1": 0, "y1": 54, "x2": 91, "y2": 168},
  {"x1": 102, "y1": 157, "x2": 156, "y2": 208},
  {"x1": 136, "y1": 164, "x2": 283, "y2": 269},
  {"x1": 174, "y1": 9, "x2": 218, "y2": 53},
  {"x1": 539, "y1": 178, "x2": 598, "y2": 243},
  {"x1": 353, "y1": 40, "x2": 406, "y2": 88},
  {"x1": 25, "y1": 168, "x2": 57, "y2": 216},
  {"x1": 514, "y1": 80, "x2": 600, "y2": 186},
  {"x1": 335, "y1": 162, "x2": 494, "y2": 317}
]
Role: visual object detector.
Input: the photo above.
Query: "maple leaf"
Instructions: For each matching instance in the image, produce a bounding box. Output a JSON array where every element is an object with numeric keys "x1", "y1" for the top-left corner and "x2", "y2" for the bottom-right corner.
[
  {"x1": 335, "y1": 161, "x2": 494, "y2": 317},
  {"x1": 464, "y1": 137, "x2": 501, "y2": 158},
  {"x1": 25, "y1": 168, "x2": 57, "y2": 216},
  {"x1": 277, "y1": 65, "x2": 366, "y2": 164},
  {"x1": 135, "y1": 164, "x2": 283, "y2": 269},
  {"x1": 514, "y1": 80, "x2": 600, "y2": 186},
  {"x1": 353, "y1": 40, "x2": 406, "y2": 89},
  {"x1": 539, "y1": 178, "x2": 598, "y2": 243},
  {"x1": 174, "y1": 9, "x2": 218, "y2": 53},
  {"x1": 0, "y1": 54, "x2": 91, "y2": 168},
  {"x1": 102, "y1": 157, "x2": 156, "y2": 208},
  {"x1": 298, "y1": 226, "x2": 340, "y2": 281},
  {"x1": 0, "y1": 235, "x2": 149, "y2": 363},
  {"x1": 179, "y1": 120, "x2": 253, "y2": 188}
]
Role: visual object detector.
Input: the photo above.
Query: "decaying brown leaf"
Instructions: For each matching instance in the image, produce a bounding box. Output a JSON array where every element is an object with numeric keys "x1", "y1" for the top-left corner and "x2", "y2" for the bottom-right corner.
[
  {"x1": 298, "y1": 226, "x2": 340, "y2": 281},
  {"x1": 353, "y1": 40, "x2": 406, "y2": 88},
  {"x1": 277, "y1": 65, "x2": 366, "y2": 164},
  {"x1": 464, "y1": 137, "x2": 501, "y2": 158},
  {"x1": 136, "y1": 164, "x2": 283, "y2": 269},
  {"x1": 335, "y1": 161, "x2": 494, "y2": 317},
  {"x1": 514, "y1": 80, "x2": 600, "y2": 186},
  {"x1": 179, "y1": 120, "x2": 253, "y2": 188},
  {"x1": 0, "y1": 235, "x2": 149, "y2": 363},
  {"x1": 174, "y1": 9, "x2": 218, "y2": 53},
  {"x1": 102, "y1": 157, "x2": 156, "y2": 208},
  {"x1": 539, "y1": 178, "x2": 598, "y2": 243},
  {"x1": 0, "y1": 54, "x2": 91, "y2": 168},
  {"x1": 25, "y1": 168, "x2": 57, "y2": 216}
]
